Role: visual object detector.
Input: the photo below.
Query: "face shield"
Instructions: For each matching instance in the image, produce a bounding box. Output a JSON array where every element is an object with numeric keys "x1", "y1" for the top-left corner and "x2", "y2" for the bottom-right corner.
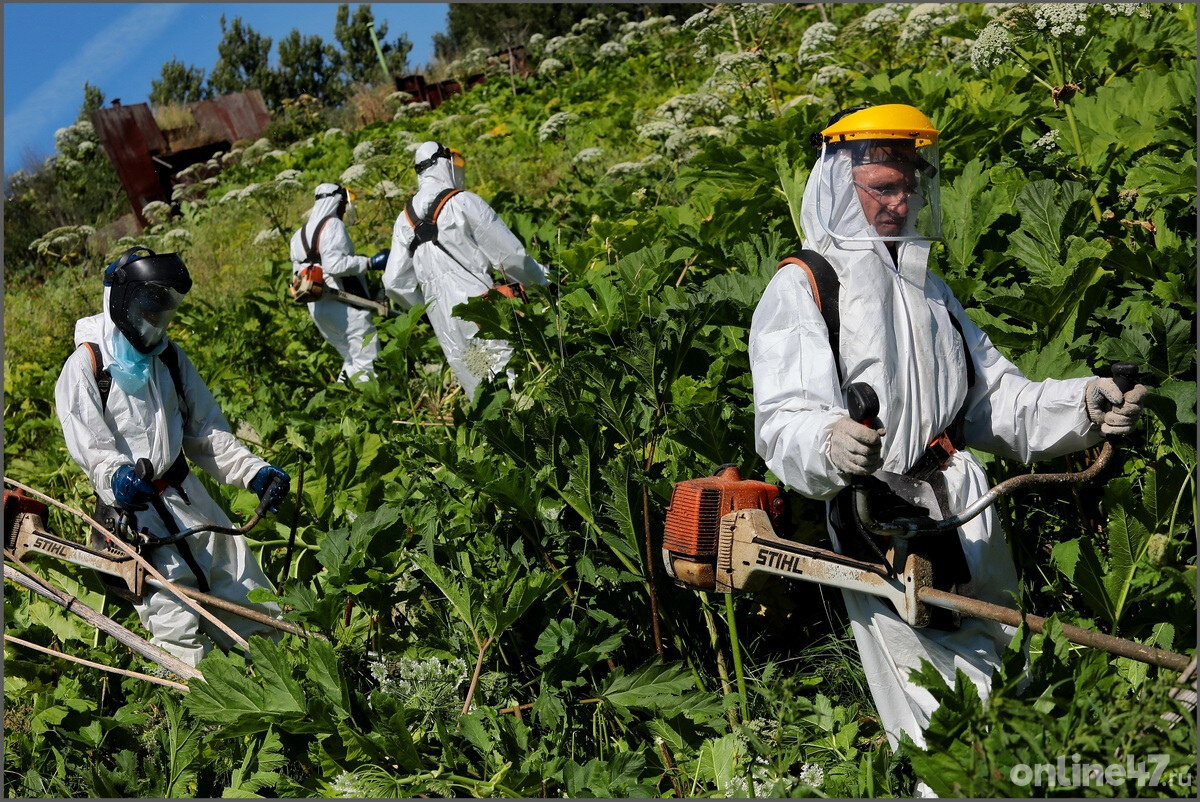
[
  {"x1": 449, "y1": 149, "x2": 466, "y2": 189},
  {"x1": 104, "y1": 248, "x2": 192, "y2": 353},
  {"x1": 342, "y1": 187, "x2": 358, "y2": 226},
  {"x1": 122, "y1": 283, "x2": 185, "y2": 351},
  {"x1": 812, "y1": 138, "x2": 941, "y2": 244}
]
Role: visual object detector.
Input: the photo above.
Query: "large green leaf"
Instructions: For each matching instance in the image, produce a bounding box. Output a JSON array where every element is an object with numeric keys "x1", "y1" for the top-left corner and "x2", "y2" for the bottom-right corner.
[
  {"x1": 941, "y1": 158, "x2": 1005, "y2": 276},
  {"x1": 185, "y1": 639, "x2": 307, "y2": 736},
  {"x1": 1050, "y1": 539, "x2": 1116, "y2": 626}
]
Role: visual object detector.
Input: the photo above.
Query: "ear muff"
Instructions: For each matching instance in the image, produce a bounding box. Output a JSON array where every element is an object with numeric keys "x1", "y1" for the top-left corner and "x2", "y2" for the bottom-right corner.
[{"x1": 104, "y1": 247, "x2": 157, "y2": 287}]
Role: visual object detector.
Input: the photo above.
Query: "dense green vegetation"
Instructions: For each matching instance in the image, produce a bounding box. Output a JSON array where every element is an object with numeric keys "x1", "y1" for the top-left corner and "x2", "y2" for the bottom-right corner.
[{"x1": 4, "y1": 4, "x2": 1196, "y2": 797}]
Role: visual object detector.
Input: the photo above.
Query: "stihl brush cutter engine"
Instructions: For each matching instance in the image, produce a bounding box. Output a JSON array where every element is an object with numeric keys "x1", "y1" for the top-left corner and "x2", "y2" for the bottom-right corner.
[
  {"x1": 6, "y1": 488, "x2": 148, "y2": 598},
  {"x1": 662, "y1": 365, "x2": 1192, "y2": 671}
]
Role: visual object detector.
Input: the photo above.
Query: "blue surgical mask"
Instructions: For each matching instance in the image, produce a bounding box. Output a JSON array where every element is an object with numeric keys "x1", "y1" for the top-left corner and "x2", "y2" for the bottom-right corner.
[{"x1": 108, "y1": 327, "x2": 166, "y2": 394}]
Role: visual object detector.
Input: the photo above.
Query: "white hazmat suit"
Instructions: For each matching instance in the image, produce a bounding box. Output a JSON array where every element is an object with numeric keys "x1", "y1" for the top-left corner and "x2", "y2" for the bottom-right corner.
[
  {"x1": 383, "y1": 141, "x2": 548, "y2": 399},
  {"x1": 289, "y1": 183, "x2": 379, "y2": 382},
  {"x1": 749, "y1": 147, "x2": 1102, "y2": 754},
  {"x1": 55, "y1": 291, "x2": 282, "y2": 666}
]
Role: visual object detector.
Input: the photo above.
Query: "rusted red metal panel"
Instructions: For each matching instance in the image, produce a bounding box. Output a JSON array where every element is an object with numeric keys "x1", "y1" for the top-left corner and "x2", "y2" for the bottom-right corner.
[
  {"x1": 396, "y1": 74, "x2": 427, "y2": 100},
  {"x1": 90, "y1": 104, "x2": 170, "y2": 228},
  {"x1": 188, "y1": 90, "x2": 271, "y2": 143}
]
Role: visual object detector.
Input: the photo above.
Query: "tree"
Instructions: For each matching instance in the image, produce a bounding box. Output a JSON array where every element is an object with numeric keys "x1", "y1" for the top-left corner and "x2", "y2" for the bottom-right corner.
[
  {"x1": 208, "y1": 15, "x2": 277, "y2": 104},
  {"x1": 276, "y1": 30, "x2": 345, "y2": 105},
  {"x1": 334, "y1": 3, "x2": 412, "y2": 85},
  {"x1": 79, "y1": 82, "x2": 105, "y2": 120},
  {"x1": 150, "y1": 59, "x2": 211, "y2": 107}
]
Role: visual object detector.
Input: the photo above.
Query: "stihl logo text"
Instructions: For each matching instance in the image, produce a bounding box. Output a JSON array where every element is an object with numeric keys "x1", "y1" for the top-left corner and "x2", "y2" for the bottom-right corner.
[
  {"x1": 755, "y1": 548, "x2": 804, "y2": 575},
  {"x1": 33, "y1": 537, "x2": 70, "y2": 557}
]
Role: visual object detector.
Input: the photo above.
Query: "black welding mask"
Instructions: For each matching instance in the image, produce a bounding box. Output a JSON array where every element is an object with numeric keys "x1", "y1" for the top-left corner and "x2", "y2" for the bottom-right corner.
[{"x1": 104, "y1": 247, "x2": 192, "y2": 353}]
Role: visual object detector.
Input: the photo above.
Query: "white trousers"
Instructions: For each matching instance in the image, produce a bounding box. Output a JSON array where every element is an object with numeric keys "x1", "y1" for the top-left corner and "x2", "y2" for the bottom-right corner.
[{"x1": 134, "y1": 528, "x2": 281, "y2": 666}]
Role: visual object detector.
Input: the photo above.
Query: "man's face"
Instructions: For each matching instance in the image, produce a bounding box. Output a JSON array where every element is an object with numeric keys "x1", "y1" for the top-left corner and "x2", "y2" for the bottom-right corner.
[{"x1": 852, "y1": 161, "x2": 917, "y2": 238}]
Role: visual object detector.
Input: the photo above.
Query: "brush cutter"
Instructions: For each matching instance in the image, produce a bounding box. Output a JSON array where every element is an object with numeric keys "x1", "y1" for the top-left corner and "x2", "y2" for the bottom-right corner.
[
  {"x1": 6, "y1": 461, "x2": 286, "y2": 599},
  {"x1": 662, "y1": 364, "x2": 1192, "y2": 671},
  {"x1": 290, "y1": 266, "x2": 390, "y2": 316},
  {"x1": 5, "y1": 472, "x2": 315, "y2": 654}
]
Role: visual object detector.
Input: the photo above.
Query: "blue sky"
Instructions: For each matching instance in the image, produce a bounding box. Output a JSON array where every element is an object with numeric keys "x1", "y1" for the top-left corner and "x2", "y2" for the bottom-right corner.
[{"x1": 3, "y1": 3, "x2": 449, "y2": 177}]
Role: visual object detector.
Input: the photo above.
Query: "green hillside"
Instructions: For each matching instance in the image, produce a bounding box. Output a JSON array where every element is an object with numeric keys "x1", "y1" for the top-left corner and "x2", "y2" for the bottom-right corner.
[{"x1": 4, "y1": 4, "x2": 1196, "y2": 797}]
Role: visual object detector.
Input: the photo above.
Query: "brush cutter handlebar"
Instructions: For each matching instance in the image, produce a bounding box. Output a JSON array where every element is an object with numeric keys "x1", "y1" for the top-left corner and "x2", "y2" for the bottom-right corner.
[
  {"x1": 851, "y1": 362, "x2": 1139, "y2": 538},
  {"x1": 125, "y1": 459, "x2": 281, "y2": 545}
]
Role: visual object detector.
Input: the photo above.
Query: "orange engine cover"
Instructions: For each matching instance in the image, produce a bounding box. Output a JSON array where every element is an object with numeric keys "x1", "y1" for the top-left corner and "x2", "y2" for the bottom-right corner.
[
  {"x1": 663, "y1": 465, "x2": 784, "y2": 561},
  {"x1": 5, "y1": 489, "x2": 49, "y2": 551}
]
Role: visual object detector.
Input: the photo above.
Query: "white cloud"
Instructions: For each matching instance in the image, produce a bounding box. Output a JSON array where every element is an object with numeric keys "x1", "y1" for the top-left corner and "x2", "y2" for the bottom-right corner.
[{"x1": 5, "y1": 4, "x2": 186, "y2": 159}]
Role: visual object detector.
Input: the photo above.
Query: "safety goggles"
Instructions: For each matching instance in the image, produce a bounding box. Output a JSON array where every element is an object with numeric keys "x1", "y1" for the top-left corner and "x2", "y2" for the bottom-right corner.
[
  {"x1": 414, "y1": 144, "x2": 465, "y2": 174},
  {"x1": 852, "y1": 180, "x2": 921, "y2": 207}
]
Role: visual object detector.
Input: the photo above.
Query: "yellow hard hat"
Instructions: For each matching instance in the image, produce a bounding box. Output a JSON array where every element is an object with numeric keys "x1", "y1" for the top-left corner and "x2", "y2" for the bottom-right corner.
[{"x1": 820, "y1": 104, "x2": 939, "y2": 147}]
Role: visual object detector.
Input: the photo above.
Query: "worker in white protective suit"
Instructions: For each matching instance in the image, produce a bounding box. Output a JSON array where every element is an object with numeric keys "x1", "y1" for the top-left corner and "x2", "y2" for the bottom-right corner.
[
  {"x1": 748, "y1": 105, "x2": 1146, "y2": 795},
  {"x1": 383, "y1": 141, "x2": 549, "y2": 400},
  {"x1": 289, "y1": 182, "x2": 390, "y2": 382},
  {"x1": 55, "y1": 247, "x2": 292, "y2": 666}
]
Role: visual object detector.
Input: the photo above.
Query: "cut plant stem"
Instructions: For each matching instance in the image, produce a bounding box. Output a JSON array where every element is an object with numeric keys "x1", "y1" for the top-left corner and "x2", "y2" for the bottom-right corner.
[
  {"x1": 700, "y1": 592, "x2": 737, "y2": 727},
  {"x1": 724, "y1": 592, "x2": 747, "y2": 723}
]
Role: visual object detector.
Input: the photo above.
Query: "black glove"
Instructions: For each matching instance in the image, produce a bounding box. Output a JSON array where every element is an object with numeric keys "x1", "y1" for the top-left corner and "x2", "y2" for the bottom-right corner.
[
  {"x1": 250, "y1": 465, "x2": 290, "y2": 513},
  {"x1": 368, "y1": 249, "x2": 391, "y2": 271},
  {"x1": 111, "y1": 464, "x2": 157, "y2": 511}
]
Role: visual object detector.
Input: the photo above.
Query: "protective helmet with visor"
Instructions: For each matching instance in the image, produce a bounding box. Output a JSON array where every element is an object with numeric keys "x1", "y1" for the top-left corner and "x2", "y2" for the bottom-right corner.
[
  {"x1": 104, "y1": 247, "x2": 192, "y2": 353},
  {"x1": 414, "y1": 142, "x2": 465, "y2": 175},
  {"x1": 315, "y1": 183, "x2": 358, "y2": 225},
  {"x1": 811, "y1": 104, "x2": 941, "y2": 244}
]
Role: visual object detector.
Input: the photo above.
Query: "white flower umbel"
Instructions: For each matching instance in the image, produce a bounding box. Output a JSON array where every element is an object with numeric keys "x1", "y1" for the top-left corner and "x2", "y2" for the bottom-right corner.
[
  {"x1": 809, "y1": 64, "x2": 852, "y2": 89},
  {"x1": 275, "y1": 168, "x2": 303, "y2": 182},
  {"x1": 1030, "y1": 128, "x2": 1061, "y2": 152},
  {"x1": 375, "y1": 179, "x2": 404, "y2": 199},
  {"x1": 1031, "y1": 3, "x2": 1090, "y2": 38},
  {"x1": 1105, "y1": 3, "x2": 1153, "y2": 18},
  {"x1": 798, "y1": 762, "x2": 824, "y2": 788},
  {"x1": 352, "y1": 140, "x2": 378, "y2": 161},
  {"x1": 635, "y1": 119, "x2": 681, "y2": 141},
  {"x1": 141, "y1": 200, "x2": 172, "y2": 225},
  {"x1": 253, "y1": 227, "x2": 283, "y2": 245},
  {"x1": 797, "y1": 21, "x2": 838, "y2": 64},
  {"x1": 573, "y1": 147, "x2": 603, "y2": 164},
  {"x1": 339, "y1": 163, "x2": 368, "y2": 184},
  {"x1": 538, "y1": 110, "x2": 578, "y2": 142},
  {"x1": 859, "y1": 5, "x2": 904, "y2": 33},
  {"x1": 597, "y1": 40, "x2": 628, "y2": 60},
  {"x1": 969, "y1": 20, "x2": 1014, "y2": 73},
  {"x1": 898, "y1": 3, "x2": 962, "y2": 50},
  {"x1": 713, "y1": 50, "x2": 764, "y2": 75},
  {"x1": 161, "y1": 228, "x2": 193, "y2": 248},
  {"x1": 537, "y1": 57, "x2": 565, "y2": 77}
]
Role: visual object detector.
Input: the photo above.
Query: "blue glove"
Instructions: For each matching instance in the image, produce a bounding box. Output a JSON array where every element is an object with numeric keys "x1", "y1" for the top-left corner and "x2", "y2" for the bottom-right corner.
[
  {"x1": 250, "y1": 465, "x2": 290, "y2": 513},
  {"x1": 112, "y1": 464, "x2": 157, "y2": 511},
  {"x1": 368, "y1": 249, "x2": 391, "y2": 270}
]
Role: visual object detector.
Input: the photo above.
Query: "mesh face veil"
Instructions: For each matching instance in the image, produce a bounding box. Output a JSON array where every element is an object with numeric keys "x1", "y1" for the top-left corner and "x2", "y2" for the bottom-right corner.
[{"x1": 811, "y1": 104, "x2": 942, "y2": 244}]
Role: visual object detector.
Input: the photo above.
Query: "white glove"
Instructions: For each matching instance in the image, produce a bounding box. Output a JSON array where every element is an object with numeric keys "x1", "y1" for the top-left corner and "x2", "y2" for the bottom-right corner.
[
  {"x1": 1085, "y1": 379, "x2": 1147, "y2": 435},
  {"x1": 827, "y1": 416, "x2": 886, "y2": 476}
]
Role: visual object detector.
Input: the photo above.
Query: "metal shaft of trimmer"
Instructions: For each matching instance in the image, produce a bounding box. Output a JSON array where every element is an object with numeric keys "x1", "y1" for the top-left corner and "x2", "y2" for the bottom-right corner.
[{"x1": 917, "y1": 588, "x2": 1190, "y2": 672}]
